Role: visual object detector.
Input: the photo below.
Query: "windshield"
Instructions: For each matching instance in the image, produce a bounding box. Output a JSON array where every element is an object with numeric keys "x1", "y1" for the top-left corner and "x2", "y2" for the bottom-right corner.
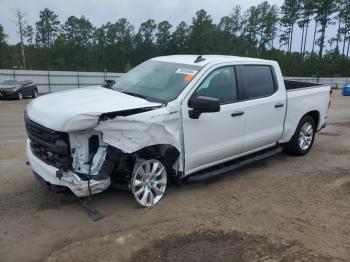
[
  {"x1": 112, "y1": 60, "x2": 202, "y2": 102},
  {"x1": 2, "y1": 80, "x2": 21, "y2": 85}
]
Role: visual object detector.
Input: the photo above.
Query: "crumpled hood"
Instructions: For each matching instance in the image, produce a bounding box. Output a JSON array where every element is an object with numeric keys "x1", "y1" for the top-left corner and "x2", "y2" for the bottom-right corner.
[{"x1": 26, "y1": 86, "x2": 160, "y2": 132}]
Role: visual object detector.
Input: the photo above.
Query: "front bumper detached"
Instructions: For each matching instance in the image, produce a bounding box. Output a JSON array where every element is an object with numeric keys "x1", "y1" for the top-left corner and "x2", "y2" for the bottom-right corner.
[{"x1": 26, "y1": 139, "x2": 111, "y2": 197}]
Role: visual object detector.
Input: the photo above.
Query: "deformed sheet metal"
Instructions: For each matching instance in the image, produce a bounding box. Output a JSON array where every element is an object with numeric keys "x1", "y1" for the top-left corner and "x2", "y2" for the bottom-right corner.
[{"x1": 96, "y1": 106, "x2": 183, "y2": 154}]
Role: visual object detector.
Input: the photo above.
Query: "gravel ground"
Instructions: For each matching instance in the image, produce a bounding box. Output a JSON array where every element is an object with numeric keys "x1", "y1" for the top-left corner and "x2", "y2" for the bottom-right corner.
[{"x1": 0, "y1": 90, "x2": 349, "y2": 262}]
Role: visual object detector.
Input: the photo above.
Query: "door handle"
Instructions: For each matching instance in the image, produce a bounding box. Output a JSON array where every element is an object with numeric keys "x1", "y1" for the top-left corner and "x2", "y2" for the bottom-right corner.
[
  {"x1": 274, "y1": 103, "x2": 284, "y2": 108},
  {"x1": 231, "y1": 111, "x2": 244, "y2": 117}
]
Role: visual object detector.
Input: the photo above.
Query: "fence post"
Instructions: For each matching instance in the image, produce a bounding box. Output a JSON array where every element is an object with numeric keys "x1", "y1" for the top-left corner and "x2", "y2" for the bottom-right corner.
[
  {"x1": 13, "y1": 69, "x2": 16, "y2": 79},
  {"x1": 47, "y1": 70, "x2": 52, "y2": 93},
  {"x1": 77, "y1": 71, "x2": 80, "y2": 88}
]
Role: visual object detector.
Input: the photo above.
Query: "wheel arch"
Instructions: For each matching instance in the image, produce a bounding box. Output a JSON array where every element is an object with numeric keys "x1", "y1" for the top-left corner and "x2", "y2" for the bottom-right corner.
[
  {"x1": 280, "y1": 109, "x2": 321, "y2": 144},
  {"x1": 303, "y1": 110, "x2": 320, "y2": 130},
  {"x1": 103, "y1": 144, "x2": 181, "y2": 186},
  {"x1": 134, "y1": 144, "x2": 181, "y2": 174},
  {"x1": 285, "y1": 111, "x2": 317, "y2": 156}
]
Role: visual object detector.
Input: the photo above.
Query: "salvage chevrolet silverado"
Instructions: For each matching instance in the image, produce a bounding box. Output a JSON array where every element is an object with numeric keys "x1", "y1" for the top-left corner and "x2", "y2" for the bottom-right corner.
[{"x1": 25, "y1": 55, "x2": 331, "y2": 207}]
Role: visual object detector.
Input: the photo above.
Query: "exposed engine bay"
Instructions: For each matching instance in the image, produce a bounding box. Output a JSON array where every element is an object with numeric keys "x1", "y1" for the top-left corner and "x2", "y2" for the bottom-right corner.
[{"x1": 69, "y1": 131, "x2": 107, "y2": 177}]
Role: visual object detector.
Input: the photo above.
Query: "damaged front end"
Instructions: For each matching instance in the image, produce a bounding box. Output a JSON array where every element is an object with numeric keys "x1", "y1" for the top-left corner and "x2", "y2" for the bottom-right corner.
[
  {"x1": 25, "y1": 102, "x2": 184, "y2": 198},
  {"x1": 93, "y1": 104, "x2": 184, "y2": 188},
  {"x1": 25, "y1": 116, "x2": 112, "y2": 196},
  {"x1": 26, "y1": 138, "x2": 111, "y2": 197}
]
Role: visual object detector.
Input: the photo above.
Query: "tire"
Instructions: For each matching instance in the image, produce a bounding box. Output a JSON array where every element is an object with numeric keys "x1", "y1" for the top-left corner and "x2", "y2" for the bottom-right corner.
[
  {"x1": 32, "y1": 89, "x2": 38, "y2": 98},
  {"x1": 286, "y1": 115, "x2": 316, "y2": 156},
  {"x1": 130, "y1": 158, "x2": 167, "y2": 207},
  {"x1": 17, "y1": 91, "x2": 23, "y2": 100}
]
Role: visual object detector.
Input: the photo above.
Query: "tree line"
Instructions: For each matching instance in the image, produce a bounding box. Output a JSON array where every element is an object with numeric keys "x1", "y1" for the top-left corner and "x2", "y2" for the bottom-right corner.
[{"x1": 0, "y1": 0, "x2": 350, "y2": 77}]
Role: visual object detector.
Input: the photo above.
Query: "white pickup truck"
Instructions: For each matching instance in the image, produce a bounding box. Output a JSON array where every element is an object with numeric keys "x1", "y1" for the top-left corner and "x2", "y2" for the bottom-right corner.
[{"x1": 25, "y1": 55, "x2": 331, "y2": 207}]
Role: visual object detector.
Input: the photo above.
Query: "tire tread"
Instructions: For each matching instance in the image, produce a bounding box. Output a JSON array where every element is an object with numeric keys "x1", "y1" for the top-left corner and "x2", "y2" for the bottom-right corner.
[{"x1": 285, "y1": 115, "x2": 315, "y2": 156}]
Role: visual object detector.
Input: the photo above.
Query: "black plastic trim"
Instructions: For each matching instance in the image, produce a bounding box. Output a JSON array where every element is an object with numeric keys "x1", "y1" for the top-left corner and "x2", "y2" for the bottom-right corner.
[
  {"x1": 25, "y1": 113, "x2": 72, "y2": 169},
  {"x1": 186, "y1": 146, "x2": 282, "y2": 183}
]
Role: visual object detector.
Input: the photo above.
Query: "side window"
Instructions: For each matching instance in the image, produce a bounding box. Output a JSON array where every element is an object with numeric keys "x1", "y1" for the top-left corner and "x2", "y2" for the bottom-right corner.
[
  {"x1": 193, "y1": 67, "x2": 237, "y2": 104},
  {"x1": 241, "y1": 65, "x2": 275, "y2": 99}
]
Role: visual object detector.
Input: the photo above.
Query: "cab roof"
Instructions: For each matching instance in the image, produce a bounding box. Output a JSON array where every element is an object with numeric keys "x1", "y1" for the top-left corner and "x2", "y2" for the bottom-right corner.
[{"x1": 151, "y1": 55, "x2": 273, "y2": 66}]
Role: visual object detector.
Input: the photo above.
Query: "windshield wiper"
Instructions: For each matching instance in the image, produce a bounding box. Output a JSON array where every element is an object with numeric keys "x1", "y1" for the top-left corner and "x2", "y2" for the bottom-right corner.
[
  {"x1": 120, "y1": 91, "x2": 148, "y2": 100},
  {"x1": 116, "y1": 89, "x2": 167, "y2": 104}
]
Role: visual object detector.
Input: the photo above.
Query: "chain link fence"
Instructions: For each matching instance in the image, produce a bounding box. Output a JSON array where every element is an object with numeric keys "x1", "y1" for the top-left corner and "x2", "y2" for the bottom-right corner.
[
  {"x1": 0, "y1": 69, "x2": 124, "y2": 94},
  {"x1": 0, "y1": 69, "x2": 348, "y2": 94}
]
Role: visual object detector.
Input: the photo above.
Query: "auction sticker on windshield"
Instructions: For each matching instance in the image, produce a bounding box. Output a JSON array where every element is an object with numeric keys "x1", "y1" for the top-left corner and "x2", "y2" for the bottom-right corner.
[{"x1": 176, "y1": 68, "x2": 198, "y2": 75}]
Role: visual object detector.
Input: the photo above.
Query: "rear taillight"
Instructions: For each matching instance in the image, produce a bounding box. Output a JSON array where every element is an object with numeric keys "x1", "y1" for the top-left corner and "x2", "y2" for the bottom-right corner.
[{"x1": 330, "y1": 89, "x2": 333, "y2": 95}]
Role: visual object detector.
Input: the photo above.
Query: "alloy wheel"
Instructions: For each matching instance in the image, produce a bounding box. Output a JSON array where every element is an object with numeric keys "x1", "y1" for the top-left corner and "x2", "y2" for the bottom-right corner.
[
  {"x1": 131, "y1": 159, "x2": 167, "y2": 207},
  {"x1": 299, "y1": 122, "x2": 314, "y2": 150}
]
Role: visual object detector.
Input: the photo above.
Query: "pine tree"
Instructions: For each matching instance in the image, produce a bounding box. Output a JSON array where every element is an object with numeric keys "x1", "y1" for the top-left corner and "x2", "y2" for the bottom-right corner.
[
  {"x1": 298, "y1": 0, "x2": 316, "y2": 56},
  {"x1": 0, "y1": 24, "x2": 7, "y2": 68},
  {"x1": 315, "y1": 0, "x2": 337, "y2": 58},
  {"x1": 35, "y1": 8, "x2": 60, "y2": 48},
  {"x1": 188, "y1": 9, "x2": 216, "y2": 54},
  {"x1": 280, "y1": 0, "x2": 302, "y2": 52},
  {"x1": 170, "y1": 22, "x2": 190, "y2": 54},
  {"x1": 242, "y1": 6, "x2": 261, "y2": 46},
  {"x1": 257, "y1": 1, "x2": 279, "y2": 49},
  {"x1": 156, "y1": 21, "x2": 172, "y2": 54}
]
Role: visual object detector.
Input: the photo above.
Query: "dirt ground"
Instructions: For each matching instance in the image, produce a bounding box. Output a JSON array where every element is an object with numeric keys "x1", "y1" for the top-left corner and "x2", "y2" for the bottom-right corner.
[{"x1": 0, "y1": 90, "x2": 349, "y2": 262}]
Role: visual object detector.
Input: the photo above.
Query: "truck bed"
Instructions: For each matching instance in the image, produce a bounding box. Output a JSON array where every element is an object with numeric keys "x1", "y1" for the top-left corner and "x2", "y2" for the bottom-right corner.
[
  {"x1": 284, "y1": 80, "x2": 324, "y2": 90},
  {"x1": 279, "y1": 83, "x2": 331, "y2": 144}
]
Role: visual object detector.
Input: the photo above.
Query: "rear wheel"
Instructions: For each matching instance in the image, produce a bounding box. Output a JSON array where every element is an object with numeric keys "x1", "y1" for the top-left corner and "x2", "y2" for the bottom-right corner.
[
  {"x1": 131, "y1": 158, "x2": 167, "y2": 207},
  {"x1": 32, "y1": 89, "x2": 38, "y2": 98},
  {"x1": 17, "y1": 91, "x2": 23, "y2": 100},
  {"x1": 286, "y1": 115, "x2": 315, "y2": 156}
]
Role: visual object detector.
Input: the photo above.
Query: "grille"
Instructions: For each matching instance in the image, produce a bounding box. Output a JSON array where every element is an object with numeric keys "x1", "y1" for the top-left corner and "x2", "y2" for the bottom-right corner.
[{"x1": 25, "y1": 113, "x2": 72, "y2": 169}]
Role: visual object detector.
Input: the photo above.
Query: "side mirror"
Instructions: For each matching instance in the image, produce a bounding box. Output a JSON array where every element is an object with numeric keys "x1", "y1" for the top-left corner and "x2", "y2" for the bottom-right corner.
[
  {"x1": 188, "y1": 96, "x2": 220, "y2": 119},
  {"x1": 102, "y1": 79, "x2": 116, "y2": 89}
]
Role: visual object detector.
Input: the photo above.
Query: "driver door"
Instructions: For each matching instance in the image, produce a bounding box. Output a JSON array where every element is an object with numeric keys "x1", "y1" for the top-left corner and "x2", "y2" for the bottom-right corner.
[{"x1": 182, "y1": 66, "x2": 246, "y2": 175}]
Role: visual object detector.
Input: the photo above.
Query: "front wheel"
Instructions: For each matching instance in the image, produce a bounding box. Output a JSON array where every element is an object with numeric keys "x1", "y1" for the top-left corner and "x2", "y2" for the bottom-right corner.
[
  {"x1": 131, "y1": 158, "x2": 167, "y2": 207},
  {"x1": 286, "y1": 115, "x2": 315, "y2": 156},
  {"x1": 17, "y1": 91, "x2": 23, "y2": 100}
]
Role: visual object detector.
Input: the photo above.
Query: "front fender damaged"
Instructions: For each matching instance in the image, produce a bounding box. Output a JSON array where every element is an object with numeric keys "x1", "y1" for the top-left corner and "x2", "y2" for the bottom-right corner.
[
  {"x1": 96, "y1": 119, "x2": 181, "y2": 153},
  {"x1": 95, "y1": 106, "x2": 184, "y2": 175}
]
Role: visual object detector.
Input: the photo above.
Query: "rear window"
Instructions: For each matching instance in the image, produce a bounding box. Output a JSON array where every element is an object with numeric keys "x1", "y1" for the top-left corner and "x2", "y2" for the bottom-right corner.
[{"x1": 241, "y1": 65, "x2": 275, "y2": 99}]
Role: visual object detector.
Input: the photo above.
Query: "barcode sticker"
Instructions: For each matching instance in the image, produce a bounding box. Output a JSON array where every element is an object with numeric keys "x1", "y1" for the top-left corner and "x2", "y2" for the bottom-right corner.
[{"x1": 176, "y1": 68, "x2": 198, "y2": 75}]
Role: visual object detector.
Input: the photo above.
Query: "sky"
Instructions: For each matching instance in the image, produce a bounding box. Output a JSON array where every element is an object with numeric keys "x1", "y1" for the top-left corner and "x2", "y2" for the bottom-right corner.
[{"x1": 0, "y1": 0, "x2": 337, "y2": 52}]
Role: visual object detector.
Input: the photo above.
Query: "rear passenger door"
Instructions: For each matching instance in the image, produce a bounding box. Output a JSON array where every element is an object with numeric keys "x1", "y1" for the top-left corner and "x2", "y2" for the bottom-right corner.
[{"x1": 238, "y1": 65, "x2": 286, "y2": 153}]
